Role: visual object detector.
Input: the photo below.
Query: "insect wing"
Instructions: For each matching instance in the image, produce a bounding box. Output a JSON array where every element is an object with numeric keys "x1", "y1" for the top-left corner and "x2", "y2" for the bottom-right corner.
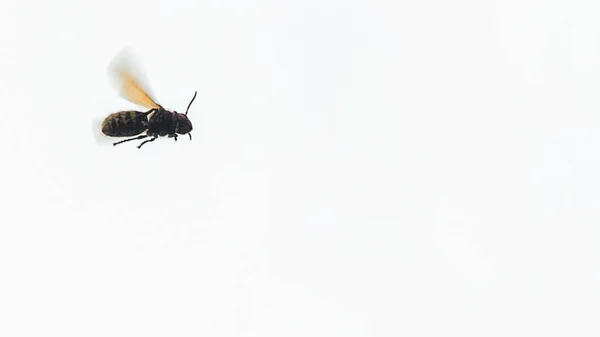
[{"x1": 107, "y1": 48, "x2": 161, "y2": 110}]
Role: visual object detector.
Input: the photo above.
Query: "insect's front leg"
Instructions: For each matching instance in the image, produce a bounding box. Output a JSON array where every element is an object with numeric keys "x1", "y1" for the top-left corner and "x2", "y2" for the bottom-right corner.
[{"x1": 168, "y1": 134, "x2": 178, "y2": 142}]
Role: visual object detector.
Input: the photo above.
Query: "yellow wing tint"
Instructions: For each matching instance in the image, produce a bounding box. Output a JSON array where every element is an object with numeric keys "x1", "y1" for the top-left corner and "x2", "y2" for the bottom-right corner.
[{"x1": 107, "y1": 48, "x2": 161, "y2": 109}]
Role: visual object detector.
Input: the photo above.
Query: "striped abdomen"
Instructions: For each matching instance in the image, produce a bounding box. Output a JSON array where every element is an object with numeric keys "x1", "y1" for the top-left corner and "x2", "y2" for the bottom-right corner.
[{"x1": 101, "y1": 110, "x2": 150, "y2": 137}]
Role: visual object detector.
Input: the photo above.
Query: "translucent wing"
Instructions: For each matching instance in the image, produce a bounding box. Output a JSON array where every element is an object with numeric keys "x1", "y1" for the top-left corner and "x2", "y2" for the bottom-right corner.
[{"x1": 107, "y1": 48, "x2": 161, "y2": 109}]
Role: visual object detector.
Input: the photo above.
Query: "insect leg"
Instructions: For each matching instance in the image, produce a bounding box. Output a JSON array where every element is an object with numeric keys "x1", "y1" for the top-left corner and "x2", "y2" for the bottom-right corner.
[
  {"x1": 188, "y1": 133, "x2": 192, "y2": 140},
  {"x1": 137, "y1": 136, "x2": 157, "y2": 149},
  {"x1": 113, "y1": 134, "x2": 148, "y2": 146}
]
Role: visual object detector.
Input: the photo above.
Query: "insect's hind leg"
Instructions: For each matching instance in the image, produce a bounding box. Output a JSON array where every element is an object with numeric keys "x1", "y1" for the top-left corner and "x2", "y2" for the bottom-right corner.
[
  {"x1": 137, "y1": 136, "x2": 157, "y2": 149},
  {"x1": 113, "y1": 134, "x2": 148, "y2": 146}
]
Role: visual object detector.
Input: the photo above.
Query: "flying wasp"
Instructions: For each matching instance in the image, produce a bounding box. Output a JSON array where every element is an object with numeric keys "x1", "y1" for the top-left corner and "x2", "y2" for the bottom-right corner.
[{"x1": 100, "y1": 49, "x2": 196, "y2": 149}]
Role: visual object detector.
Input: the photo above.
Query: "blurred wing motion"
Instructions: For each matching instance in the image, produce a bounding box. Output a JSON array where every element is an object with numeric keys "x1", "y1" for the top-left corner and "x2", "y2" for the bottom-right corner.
[{"x1": 107, "y1": 48, "x2": 161, "y2": 109}]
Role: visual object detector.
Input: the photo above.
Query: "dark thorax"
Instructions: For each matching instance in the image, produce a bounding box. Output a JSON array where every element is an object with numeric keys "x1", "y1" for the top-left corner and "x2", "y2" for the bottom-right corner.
[{"x1": 146, "y1": 108, "x2": 178, "y2": 137}]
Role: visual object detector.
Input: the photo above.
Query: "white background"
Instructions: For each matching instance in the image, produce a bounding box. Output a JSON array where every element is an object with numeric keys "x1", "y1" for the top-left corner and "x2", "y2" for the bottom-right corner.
[{"x1": 1, "y1": 0, "x2": 599, "y2": 336}]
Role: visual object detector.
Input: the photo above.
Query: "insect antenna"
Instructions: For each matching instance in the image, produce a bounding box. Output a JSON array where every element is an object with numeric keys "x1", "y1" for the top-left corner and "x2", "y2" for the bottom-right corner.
[{"x1": 185, "y1": 91, "x2": 197, "y2": 116}]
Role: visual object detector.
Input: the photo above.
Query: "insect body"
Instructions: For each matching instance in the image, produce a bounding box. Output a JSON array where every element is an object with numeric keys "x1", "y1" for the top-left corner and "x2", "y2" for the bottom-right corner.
[
  {"x1": 101, "y1": 110, "x2": 152, "y2": 137},
  {"x1": 101, "y1": 49, "x2": 196, "y2": 149}
]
